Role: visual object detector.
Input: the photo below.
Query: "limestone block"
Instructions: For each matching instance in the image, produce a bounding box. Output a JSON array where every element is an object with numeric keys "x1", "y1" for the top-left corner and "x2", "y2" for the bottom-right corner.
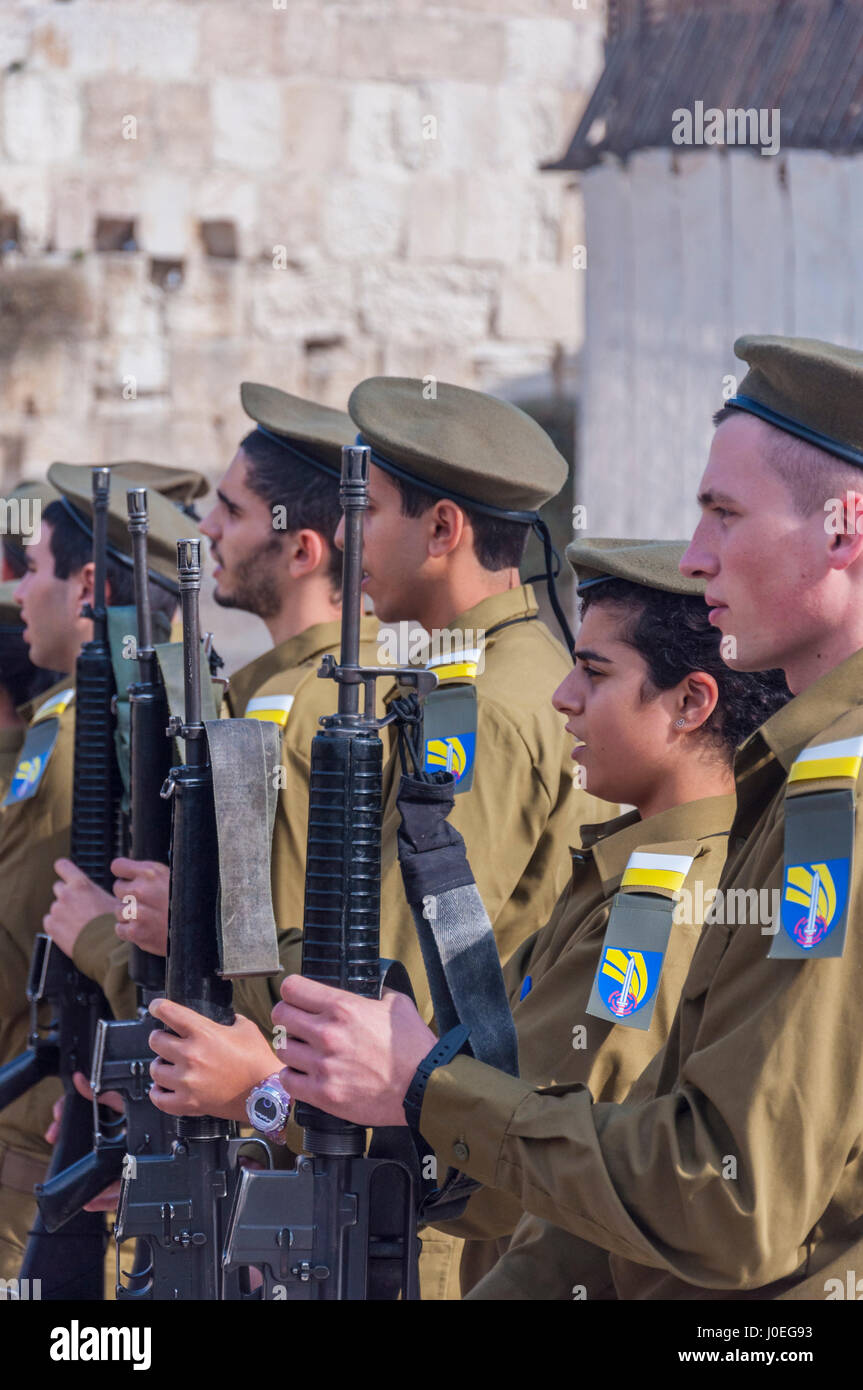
[
  {"x1": 96, "y1": 406, "x2": 175, "y2": 468},
  {"x1": 168, "y1": 338, "x2": 301, "y2": 416},
  {"x1": 85, "y1": 254, "x2": 160, "y2": 339},
  {"x1": 497, "y1": 265, "x2": 579, "y2": 344},
  {"x1": 96, "y1": 337, "x2": 169, "y2": 398},
  {"x1": 503, "y1": 17, "x2": 602, "y2": 91},
  {"x1": 32, "y1": 6, "x2": 200, "y2": 80},
  {"x1": 274, "y1": 4, "x2": 341, "y2": 79},
  {"x1": 405, "y1": 175, "x2": 460, "y2": 261},
  {"x1": 257, "y1": 177, "x2": 322, "y2": 264},
  {"x1": 0, "y1": 340, "x2": 82, "y2": 418},
  {"x1": 153, "y1": 83, "x2": 212, "y2": 170},
  {"x1": 138, "y1": 172, "x2": 192, "y2": 258},
  {"x1": 199, "y1": 4, "x2": 282, "y2": 76},
  {"x1": 193, "y1": 172, "x2": 259, "y2": 260},
  {"x1": 302, "y1": 337, "x2": 382, "y2": 409},
  {"x1": 164, "y1": 259, "x2": 245, "y2": 338},
  {"x1": 4, "y1": 72, "x2": 81, "y2": 164},
  {"x1": 378, "y1": 339, "x2": 475, "y2": 386},
  {"x1": 344, "y1": 82, "x2": 428, "y2": 174},
  {"x1": 333, "y1": 14, "x2": 394, "y2": 81},
  {"x1": 0, "y1": 165, "x2": 50, "y2": 250},
  {"x1": 519, "y1": 174, "x2": 568, "y2": 265},
  {"x1": 0, "y1": 13, "x2": 31, "y2": 70},
  {"x1": 358, "y1": 264, "x2": 495, "y2": 343},
  {"x1": 250, "y1": 261, "x2": 356, "y2": 341},
  {"x1": 388, "y1": 13, "x2": 506, "y2": 83},
  {"x1": 321, "y1": 175, "x2": 406, "y2": 261},
  {"x1": 458, "y1": 173, "x2": 525, "y2": 263},
  {"x1": 82, "y1": 78, "x2": 153, "y2": 163},
  {"x1": 212, "y1": 79, "x2": 281, "y2": 171},
  {"x1": 470, "y1": 339, "x2": 557, "y2": 389},
  {"x1": 282, "y1": 80, "x2": 348, "y2": 173}
]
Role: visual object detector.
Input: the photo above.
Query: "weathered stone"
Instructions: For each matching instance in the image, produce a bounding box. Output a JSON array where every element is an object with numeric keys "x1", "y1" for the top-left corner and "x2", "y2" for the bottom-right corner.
[
  {"x1": 257, "y1": 176, "x2": 322, "y2": 263},
  {"x1": 358, "y1": 264, "x2": 495, "y2": 343},
  {"x1": 344, "y1": 82, "x2": 428, "y2": 173},
  {"x1": 0, "y1": 165, "x2": 50, "y2": 251},
  {"x1": 199, "y1": 3, "x2": 281, "y2": 77},
  {"x1": 497, "y1": 265, "x2": 579, "y2": 344},
  {"x1": 282, "y1": 80, "x2": 348, "y2": 172},
  {"x1": 405, "y1": 175, "x2": 460, "y2": 261},
  {"x1": 389, "y1": 14, "x2": 506, "y2": 83},
  {"x1": 321, "y1": 175, "x2": 406, "y2": 261},
  {"x1": 153, "y1": 83, "x2": 213, "y2": 170},
  {"x1": 0, "y1": 13, "x2": 32, "y2": 70},
  {"x1": 32, "y1": 6, "x2": 200, "y2": 80},
  {"x1": 503, "y1": 17, "x2": 602, "y2": 91},
  {"x1": 96, "y1": 337, "x2": 170, "y2": 399},
  {"x1": 273, "y1": 5, "x2": 341, "y2": 79},
  {"x1": 82, "y1": 79, "x2": 154, "y2": 163},
  {"x1": 250, "y1": 261, "x2": 356, "y2": 341},
  {"x1": 194, "y1": 172, "x2": 259, "y2": 260},
  {"x1": 164, "y1": 258, "x2": 245, "y2": 338},
  {"x1": 4, "y1": 72, "x2": 81, "y2": 164},
  {"x1": 138, "y1": 172, "x2": 192, "y2": 258},
  {"x1": 212, "y1": 79, "x2": 281, "y2": 171},
  {"x1": 302, "y1": 337, "x2": 381, "y2": 409}
]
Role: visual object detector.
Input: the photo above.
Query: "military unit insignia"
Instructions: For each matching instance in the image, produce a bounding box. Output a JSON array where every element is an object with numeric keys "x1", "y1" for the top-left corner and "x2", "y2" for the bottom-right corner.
[
  {"x1": 596, "y1": 947, "x2": 663, "y2": 1019},
  {"x1": 424, "y1": 732, "x2": 476, "y2": 784},
  {"x1": 1, "y1": 713, "x2": 67, "y2": 807},
  {"x1": 780, "y1": 858, "x2": 850, "y2": 951}
]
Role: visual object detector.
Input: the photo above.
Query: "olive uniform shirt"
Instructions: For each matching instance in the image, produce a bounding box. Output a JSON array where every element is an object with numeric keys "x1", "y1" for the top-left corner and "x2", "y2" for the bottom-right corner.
[
  {"x1": 449, "y1": 794, "x2": 734, "y2": 1296},
  {"x1": 420, "y1": 647, "x2": 863, "y2": 1299},
  {"x1": 0, "y1": 681, "x2": 75, "y2": 1274},
  {"x1": 0, "y1": 727, "x2": 24, "y2": 802}
]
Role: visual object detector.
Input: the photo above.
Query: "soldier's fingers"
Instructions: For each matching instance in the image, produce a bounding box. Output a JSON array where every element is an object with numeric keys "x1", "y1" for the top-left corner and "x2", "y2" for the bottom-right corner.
[
  {"x1": 148, "y1": 1083, "x2": 187, "y2": 1117},
  {"x1": 111, "y1": 856, "x2": 159, "y2": 880},
  {"x1": 277, "y1": 975, "x2": 340, "y2": 1013},
  {"x1": 53, "y1": 857, "x2": 86, "y2": 884},
  {"x1": 273, "y1": 1037, "x2": 315, "y2": 1075},
  {"x1": 149, "y1": 997, "x2": 206, "y2": 1037},
  {"x1": 71, "y1": 1070, "x2": 95, "y2": 1101},
  {"x1": 146, "y1": 1028, "x2": 187, "y2": 1063},
  {"x1": 83, "y1": 1180, "x2": 121, "y2": 1212}
]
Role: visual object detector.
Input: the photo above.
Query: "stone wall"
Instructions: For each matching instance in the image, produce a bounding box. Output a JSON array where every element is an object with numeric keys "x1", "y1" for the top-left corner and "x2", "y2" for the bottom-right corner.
[{"x1": 0, "y1": 1, "x2": 605, "y2": 495}]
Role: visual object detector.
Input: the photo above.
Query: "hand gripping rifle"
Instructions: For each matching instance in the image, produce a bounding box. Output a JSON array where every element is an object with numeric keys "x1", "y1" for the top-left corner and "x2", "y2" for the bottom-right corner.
[
  {"x1": 13, "y1": 468, "x2": 121, "y2": 1298},
  {"x1": 35, "y1": 489, "x2": 177, "y2": 1235},
  {"x1": 222, "y1": 444, "x2": 436, "y2": 1301},
  {"x1": 113, "y1": 539, "x2": 251, "y2": 1300}
]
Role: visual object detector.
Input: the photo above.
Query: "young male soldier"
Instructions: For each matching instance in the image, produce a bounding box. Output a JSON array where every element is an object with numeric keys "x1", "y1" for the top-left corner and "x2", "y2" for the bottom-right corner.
[
  {"x1": 143, "y1": 377, "x2": 612, "y2": 1297},
  {"x1": 0, "y1": 463, "x2": 199, "y2": 1280},
  {"x1": 270, "y1": 335, "x2": 863, "y2": 1301}
]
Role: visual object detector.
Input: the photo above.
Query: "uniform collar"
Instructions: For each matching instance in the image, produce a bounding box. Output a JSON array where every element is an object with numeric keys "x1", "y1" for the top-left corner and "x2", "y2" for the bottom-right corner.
[
  {"x1": 577, "y1": 793, "x2": 736, "y2": 895},
  {"x1": 444, "y1": 584, "x2": 539, "y2": 641},
  {"x1": 19, "y1": 674, "x2": 75, "y2": 725},
  {"x1": 736, "y1": 645, "x2": 863, "y2": 780},
  {"x1": 233, "y1": 616, "x2": 377, "y2": 689}
]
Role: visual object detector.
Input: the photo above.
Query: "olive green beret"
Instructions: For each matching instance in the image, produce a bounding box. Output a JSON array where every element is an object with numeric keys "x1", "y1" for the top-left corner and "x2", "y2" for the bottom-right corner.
[
  {"x1": 0, "y1": 581, "x2": 22, "y2": 630},
  {"x1": 46, "y1": 463, "x2": 202, "y2": 592},
  {"x1": 566, "y1": 537, "x2": 706, "y2": 597},
  {"x1": 727, "y1": 335, "x2": 863, "y2": 469},
  {"x1": 348, "y1": 377, "x2": 568, "y2": 515},
  {"x1": 241, "y1": 382, "x2": 355, "y2": 477}
]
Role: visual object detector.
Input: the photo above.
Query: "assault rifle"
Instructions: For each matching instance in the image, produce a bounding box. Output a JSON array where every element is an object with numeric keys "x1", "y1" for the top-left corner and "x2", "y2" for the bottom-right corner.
[
  {"x1": 113, "y1": 538, "x2": 250, "y2": 1300},
  {"x1": 14, "y1": 468, "x2": 120, "y2": 1298},
  {"x1": 35, "y1": 488, "x2": 176, "y2": 1235},
  {"x1": 222, "y1": 444, "x2": 436, "y2": 1301}
]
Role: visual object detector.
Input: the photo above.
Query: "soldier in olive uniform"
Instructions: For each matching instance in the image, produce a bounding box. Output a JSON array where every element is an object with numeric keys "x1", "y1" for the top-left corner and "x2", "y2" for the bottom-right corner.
[
  {"x1": 0, "y1": 463, "x2": 200, "y2": 1279},
  {"x1": 271, "y1": 335, "x2": 863, "y2": 1302},
  {"x1": 441, "y1": 539, "x2": 788, "y2": 1296}
]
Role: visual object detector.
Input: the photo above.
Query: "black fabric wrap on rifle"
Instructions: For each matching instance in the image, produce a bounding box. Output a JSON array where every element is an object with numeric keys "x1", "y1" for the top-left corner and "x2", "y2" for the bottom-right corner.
[{"x1": 396, "y1": 771, "x2": 519, "y2": 1077}]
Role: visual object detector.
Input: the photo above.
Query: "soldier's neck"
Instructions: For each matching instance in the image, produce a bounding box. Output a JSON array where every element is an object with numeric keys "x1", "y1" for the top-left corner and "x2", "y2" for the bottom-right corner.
[
  {"x1": 0, "y1": 688, "x2": 25, "y2": 730},
  {"x1": 264, "y1": 580, "x2": 341, "y2": 647},
  {"x1": 636, "y1": 759, "x2": 735, "y2": 823},
  {"x1": 414, "y1": 566, "x2": 520, "y2": 634}
]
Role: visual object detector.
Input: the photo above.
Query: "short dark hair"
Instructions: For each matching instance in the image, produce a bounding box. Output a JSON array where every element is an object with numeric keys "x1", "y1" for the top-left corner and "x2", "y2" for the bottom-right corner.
[
  {"x1": 0, "y1": 627, "x2": 61, "y2": 708},
  {"x1": 2, "y1": 539, "x2": 28, "y2": 580},
  {"x1": 580, "y1": 578, "x2": 790, "y2": 760},
  {"x1": 42, "y1": 501, "x2": 178, "y2": 626},
  {"x1": 713, "y1": 404, "x2": 863, "y2": 517},
  {"x1": 392, "y1": 474, "x2": 530, "y2": 571},
  {"x1": 240, "y1": 431, "x2": 342, "y2": 591}
]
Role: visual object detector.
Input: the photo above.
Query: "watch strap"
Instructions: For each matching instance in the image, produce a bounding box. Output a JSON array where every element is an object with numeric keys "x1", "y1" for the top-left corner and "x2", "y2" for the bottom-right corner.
[{"x1": 403, "y1": 1023, "x2": 470, "y2": 1132}]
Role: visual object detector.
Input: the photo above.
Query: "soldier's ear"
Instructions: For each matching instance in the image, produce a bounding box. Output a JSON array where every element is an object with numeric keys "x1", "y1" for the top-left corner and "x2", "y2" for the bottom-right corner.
[{"x1": 76, "y1": 560, "x2": 97, "y2": 608}]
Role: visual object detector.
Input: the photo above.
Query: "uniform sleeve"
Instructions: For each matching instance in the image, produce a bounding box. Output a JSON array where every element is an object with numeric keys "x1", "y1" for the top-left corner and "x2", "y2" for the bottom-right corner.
[
  {"x1": 465, "y1": 1214, "x2": 615, "y2": 1301},
  {"x1": 420, "y1": 819, "x2": 863, "y2": 1289}
]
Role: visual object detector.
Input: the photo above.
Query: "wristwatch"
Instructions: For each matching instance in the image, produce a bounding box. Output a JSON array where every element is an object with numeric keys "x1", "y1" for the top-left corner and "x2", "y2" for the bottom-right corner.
[{"x1": 245, "y1": 1073, "x2": 292, "y2": 1143}]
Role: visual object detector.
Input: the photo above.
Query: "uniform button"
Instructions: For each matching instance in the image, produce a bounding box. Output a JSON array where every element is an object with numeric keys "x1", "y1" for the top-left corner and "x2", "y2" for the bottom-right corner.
[{"x1": 453, "y1": 1140, "x2": 470, "y2": 1162}]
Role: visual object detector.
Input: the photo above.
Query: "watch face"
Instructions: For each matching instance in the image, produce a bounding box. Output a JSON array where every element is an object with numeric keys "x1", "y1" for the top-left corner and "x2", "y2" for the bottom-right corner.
[{"x1": 253, "y1": 1094, "x2": 279, "y2": 1127}]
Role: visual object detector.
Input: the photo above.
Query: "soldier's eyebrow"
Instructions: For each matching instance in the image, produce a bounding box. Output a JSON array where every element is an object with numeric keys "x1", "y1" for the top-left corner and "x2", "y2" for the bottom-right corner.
[
  {"x1": 216, "y1": 487, "x2": 241, "y2": 516},
  {"x1": 697, "y1": 488, "x2": 739, "y2": 509},
  {"x1": 573, "y1": 647, "x2": 613, "y2": 664}
]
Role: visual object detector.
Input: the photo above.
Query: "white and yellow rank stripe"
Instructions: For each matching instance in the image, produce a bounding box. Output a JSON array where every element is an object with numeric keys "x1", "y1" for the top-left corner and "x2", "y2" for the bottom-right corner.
[
  {"x1": 31, "y1": 688, "x2": 75, "y2": 724},
  {"x1": 426, "y1": 646, "x2": 484, "y2": 683},
  {"x1": 788, "y1": 735, "x2": 863, "y2": 785},
  {"x1": 621, "y1": 849, "x2": 695, "y2": 895},
  {"x1": 244, "y1": 693, "x2": 295, "y2": 728}
]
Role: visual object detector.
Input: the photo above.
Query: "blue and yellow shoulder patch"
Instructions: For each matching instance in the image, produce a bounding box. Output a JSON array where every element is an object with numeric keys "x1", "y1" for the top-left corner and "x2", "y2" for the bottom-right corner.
[{"x1": 2, "y1": 688, "x2": 74, "y2": 808}]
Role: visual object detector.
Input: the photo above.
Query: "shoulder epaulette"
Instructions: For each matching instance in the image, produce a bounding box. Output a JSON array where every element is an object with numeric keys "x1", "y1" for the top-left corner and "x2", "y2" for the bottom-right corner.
[
  {"x1": 425, "y1": 646, "x2": 483, "y2": 684},
  {"x1": 244, "y1": 693, "x2": 295, "y2": 728},
  {"x1": 31, "y1": 688, "x2": 75, "y2": 725}
]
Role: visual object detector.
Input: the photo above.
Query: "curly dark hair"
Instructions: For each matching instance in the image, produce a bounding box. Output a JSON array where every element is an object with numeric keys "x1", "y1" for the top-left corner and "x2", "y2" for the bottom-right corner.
[{"x1": 580, "y1": 578, "x2": 790, "y2": 760}]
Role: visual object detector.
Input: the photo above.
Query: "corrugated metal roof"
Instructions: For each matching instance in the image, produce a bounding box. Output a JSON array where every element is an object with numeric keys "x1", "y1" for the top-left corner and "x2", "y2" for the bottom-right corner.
[{"x1": 547, "y1": 1, "x2": 863, "y2": 170}]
